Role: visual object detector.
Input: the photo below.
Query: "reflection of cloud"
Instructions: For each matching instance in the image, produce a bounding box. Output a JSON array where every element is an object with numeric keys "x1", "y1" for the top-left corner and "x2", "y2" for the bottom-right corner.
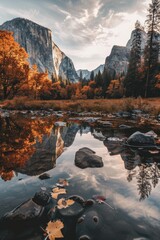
[{"x1": 55, "y1": 130, "x2": 160, "y2": 233}]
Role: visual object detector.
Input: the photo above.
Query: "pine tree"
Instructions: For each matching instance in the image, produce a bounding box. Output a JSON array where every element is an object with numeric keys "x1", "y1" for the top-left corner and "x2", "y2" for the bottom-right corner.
[
  {"x1": 95, "y1": 70, "x2": 103, "y2": 88},
  {"x1": 79, "y1": 70, "x2": 83, "y2": 82},
  {"x1": 144, "y1": 0, "x2": 160, "y2": 97},
  {"x1": 90, "y1": 71, "x2": 94, "y2": 80},
  {"x1": 102, "y1": 68, "x2": 111, "y2": 98},
  {"x1": 124, "y1": 20, "x2": 142, "y2": 97}
]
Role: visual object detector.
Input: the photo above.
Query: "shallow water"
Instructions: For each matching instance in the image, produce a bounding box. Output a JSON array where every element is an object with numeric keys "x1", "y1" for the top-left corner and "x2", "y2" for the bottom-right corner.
[{"x1": 0, "y1": 115, "x2": 160, "y2": 240}]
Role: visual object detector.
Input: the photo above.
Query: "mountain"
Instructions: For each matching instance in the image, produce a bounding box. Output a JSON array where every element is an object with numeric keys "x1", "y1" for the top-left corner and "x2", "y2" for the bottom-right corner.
[
  {"x1": 104, "y1": 46, "x2": 130, "y2": 78},
  {"x1": 76, "y1": 69, "x2": 90, "y2": 80},
  {"x1": 104, "y1": 28, "x2": 148, "y2": 77},
  {"x1": 0, "y1": 18, "x2": 79, "y2": 82},
  {"x1": 126, "y1": 29, "x2": 147, "y2": 51},
  {"x1": 52, "y1": 42, "x2": 79, "y2": 82},
  {"x1": 77, "y1": 64, "x2": 104, "y2": 80}
]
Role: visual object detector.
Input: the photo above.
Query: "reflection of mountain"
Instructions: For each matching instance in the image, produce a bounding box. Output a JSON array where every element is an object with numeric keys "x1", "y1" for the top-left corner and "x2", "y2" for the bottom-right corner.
[
  {"x1": 0, "y1": 117, "x2": 79, "y2": 180},
  {"x1": 18, "y1": 124, "x2": 79, "y2": 175}
]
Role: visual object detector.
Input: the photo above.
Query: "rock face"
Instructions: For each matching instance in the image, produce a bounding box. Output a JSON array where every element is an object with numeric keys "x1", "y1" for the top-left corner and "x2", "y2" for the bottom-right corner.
[
  {"x1": 77, "y1": 64, "x2": 104, "y2": 80},
  {"x1": 126, "y1": 29, "x2": 147, "y2": 51},
  {"x1": 0, "y1": 18, "x2": 78, "y2": 82},
  {"x1": 0, "y1": 18, "x2": 55, "y2": 77},
  {"x1": 53, "y1": 42, "x2": 79, "y2": 82},
  {"x1": 75, "y1": 147, "x2": 103, "y2": 169},
  {"x1": 104, "y1": 28, "x2": 147, "y2": 77},
  {"x1": 104, "y1": 45, "x2": 130, "y2": 77}
]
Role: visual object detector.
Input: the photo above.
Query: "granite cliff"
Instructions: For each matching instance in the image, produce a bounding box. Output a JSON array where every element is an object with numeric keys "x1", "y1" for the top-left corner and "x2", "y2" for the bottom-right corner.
[
  {"x1": 104, "y1": 28, "x2": 148, "y2": 77},
  {"x1": 77, "y1": 64, "x2": 104, "y2": 80},
  {"x1": 0, "y1": 18, "x2": 79, "y2": 82}
]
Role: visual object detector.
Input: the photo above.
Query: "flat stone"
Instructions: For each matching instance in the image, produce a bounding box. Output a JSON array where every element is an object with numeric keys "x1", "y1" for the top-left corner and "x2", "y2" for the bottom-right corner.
[{"x1": 119, "y1": 124, "x2": 132, "y2": 129}]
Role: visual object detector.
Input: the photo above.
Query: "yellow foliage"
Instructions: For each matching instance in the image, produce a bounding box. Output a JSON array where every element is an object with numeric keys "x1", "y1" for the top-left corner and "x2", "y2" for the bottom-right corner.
[
  {"x1": 57, "y1": 198, "x2": 75, "y2": 209},
  {"x1": 46, "y1": 220, "x2": 64, "y2": 240},
  {"x1": 51, "y1": 187, "x2": 66, "y2": 199}
]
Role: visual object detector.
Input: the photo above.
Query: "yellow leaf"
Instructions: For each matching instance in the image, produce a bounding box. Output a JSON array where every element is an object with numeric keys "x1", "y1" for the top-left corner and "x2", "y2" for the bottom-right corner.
[
  {"x1": 46, "y1": 220, "x2": 64, "y2": 240},
  {"x1": 57, "y1": 198, "x2": 75, "y2": 209},
  {"x1": 51, "y1": 187, "x2": 66, "y2": 199}
]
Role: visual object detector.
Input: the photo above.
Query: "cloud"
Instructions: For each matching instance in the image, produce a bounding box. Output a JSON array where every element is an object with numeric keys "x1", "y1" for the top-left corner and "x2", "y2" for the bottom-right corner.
[{"x1": 0, "y1": 0, "x2": 150, "y2": 70}]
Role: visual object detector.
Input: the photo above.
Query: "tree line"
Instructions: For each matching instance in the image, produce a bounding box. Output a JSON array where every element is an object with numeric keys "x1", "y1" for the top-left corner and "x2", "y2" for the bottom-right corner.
[{"x1": 1, "y1": 0, "x2": 160, "y2": 100}]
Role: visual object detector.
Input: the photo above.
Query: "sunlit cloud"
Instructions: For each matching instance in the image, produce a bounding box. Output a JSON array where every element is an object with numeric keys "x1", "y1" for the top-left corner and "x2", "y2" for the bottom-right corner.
[{"x1": 0, "y1": 0, "x2": 151, "y2": 70}]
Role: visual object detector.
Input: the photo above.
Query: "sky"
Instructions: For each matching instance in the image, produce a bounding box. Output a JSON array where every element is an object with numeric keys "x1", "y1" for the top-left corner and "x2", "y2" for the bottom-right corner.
[{"x1": 0, "y1": 0, "x2": 150, "y2": 71}]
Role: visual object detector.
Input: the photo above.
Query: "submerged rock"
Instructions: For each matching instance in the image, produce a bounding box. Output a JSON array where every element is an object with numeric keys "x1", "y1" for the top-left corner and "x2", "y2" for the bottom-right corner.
[
  {"x1": 2, "y1": 199, "x2": 44, "y2": 223},
  {"x1": 39, "y1": 173, "x2": 51, "y2": 180},
  {"x1": 127, "y1": 131, "x2": 156, "y2": 147},
  {"x1": 32, "y1": 190, "x2": 51, "y2": 206},
  {"x1": 75, "y1": 147, "x2": 103, "y2": 169},
  {"x1": 1, "y1": 190, "x2": 51, "y2": 224}
]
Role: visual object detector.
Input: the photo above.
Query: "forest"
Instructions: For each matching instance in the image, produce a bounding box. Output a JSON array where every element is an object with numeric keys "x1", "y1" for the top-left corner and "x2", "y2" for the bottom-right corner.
[{"x1": 1, "y1": 0, "x2": 160, "y2": 100}]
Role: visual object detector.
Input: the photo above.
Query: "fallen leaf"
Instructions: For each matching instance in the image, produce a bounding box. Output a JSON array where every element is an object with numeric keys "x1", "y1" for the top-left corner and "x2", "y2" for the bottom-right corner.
[
  {"x1": 56, "y1": 178, "x2": 69, "y2": 187},
  {"x1": 51, "y1": 187, "x2": 66, "y2": 199},
  {"x1": 46, "y1": 220, "x2": 64, "y2": 240},
  {"x1": 57, "y1": 198, "x2": 75, "y2": 209}
]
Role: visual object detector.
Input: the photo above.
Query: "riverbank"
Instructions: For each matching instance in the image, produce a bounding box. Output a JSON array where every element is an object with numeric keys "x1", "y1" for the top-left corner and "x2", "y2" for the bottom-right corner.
[{"x1": 1, "y1": 97, "x2": 160, "y2": 115}]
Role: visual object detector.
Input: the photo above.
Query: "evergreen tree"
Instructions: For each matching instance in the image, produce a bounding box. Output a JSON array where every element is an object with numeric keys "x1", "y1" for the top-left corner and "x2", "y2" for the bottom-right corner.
[
  {"x1": 124, "y1": 20, "x2": 142, "y2": 97},
  {"x1": 102, "y1": 68, "x2": 111, "y2": 98},
  {"x1": 90, "y1": 70, "x2": 94, "y2": 80},
  {"x1": 144, "y1": 0, "x2": 160, "y2": 97},
  {"x1": 95, "y1": 70, "x2": 103, "y2": 87},
  {"x1": 79, "y1": 70, "x2": 83, "y2": 82}
]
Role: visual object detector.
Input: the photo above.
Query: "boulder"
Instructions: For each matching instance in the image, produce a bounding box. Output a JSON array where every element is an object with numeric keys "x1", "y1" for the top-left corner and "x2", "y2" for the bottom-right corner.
[
  {"x1": 127, "y1": 131, "x2": 155, "y2": 147},
  {"x1": 75, "y1": 148, "x2": 103, "y2": 169},
  {"x1": 32, "y1": 190, "x2": 51, "y2": 206}
]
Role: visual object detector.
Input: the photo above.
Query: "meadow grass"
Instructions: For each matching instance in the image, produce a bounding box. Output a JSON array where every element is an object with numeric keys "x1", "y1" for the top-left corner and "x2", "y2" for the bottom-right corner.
[{"x1": 1, "y1": 97, "x2": 160, "y2": 115}]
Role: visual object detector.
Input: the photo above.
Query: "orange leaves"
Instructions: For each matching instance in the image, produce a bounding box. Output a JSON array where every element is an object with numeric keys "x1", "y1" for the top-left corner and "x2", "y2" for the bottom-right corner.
[
  {"x1": 51, "y1": 187, "x2": 66, "y2": 199},
  {"x1": 0, "y1": 30, "x2": 29, "y2": 99},
  {"x1": 46, "y1": 220, "x2": 64, "y2": 240},
  {"x1": 57, "y1": 198, "x2": 75, "y2": 209}
]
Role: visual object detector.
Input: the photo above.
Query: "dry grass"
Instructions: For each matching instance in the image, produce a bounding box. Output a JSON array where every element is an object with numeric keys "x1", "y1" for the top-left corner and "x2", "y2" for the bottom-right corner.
[{"x1": 1, "y1": 97, "x2": 160, "y2": 115}]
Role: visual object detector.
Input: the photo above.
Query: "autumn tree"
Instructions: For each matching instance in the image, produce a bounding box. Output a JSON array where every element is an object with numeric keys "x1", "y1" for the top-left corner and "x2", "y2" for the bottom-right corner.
[
  {"x1": 0, "y1": 30, "x2": 29, "y2": 99},
  {"x1": 124, "y1": 21, "x2": 142, "y2": 97},
  {"x1": 27, "y1": 65, "x2": 52, "y2": 100},
  {"x1": 144, "y1": 0, "x2": 160, "y2": 97}
]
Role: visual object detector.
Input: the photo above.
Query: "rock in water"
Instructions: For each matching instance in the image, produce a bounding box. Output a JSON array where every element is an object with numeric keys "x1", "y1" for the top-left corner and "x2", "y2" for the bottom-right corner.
[
  {"x1": 32, "y1": 190, "x2": 51, "y2": 206},
  {"x1": 2, "y1": 199, "x2": 44, "y2": 223},
  {"x1": 75, "y1": 147, "x2": 103, "y2": 169},
  {"x1": 127, "y1": 131, "x2": 155, "y2": 147}
]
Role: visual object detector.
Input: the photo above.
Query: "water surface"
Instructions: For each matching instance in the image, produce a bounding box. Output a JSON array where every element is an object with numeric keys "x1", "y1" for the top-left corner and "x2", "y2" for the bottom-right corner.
[{"x1": 0, "y1": 115, "x2": 160, "y2": 240}]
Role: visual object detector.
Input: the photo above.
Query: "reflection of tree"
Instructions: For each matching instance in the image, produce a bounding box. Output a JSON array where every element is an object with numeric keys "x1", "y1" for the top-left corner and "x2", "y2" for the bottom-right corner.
[
  {"x1": 137, "y1": 165, "x2": 152, "y2": 201},
  {"x1": 150, "y1": 163, "x2": 160, "y2": 188},
  {"x1": 0, "y1": 116, "x2": 54, "y2": 181},
  {"x1": 115, "y1": 145, "x2": 160, "y2": 200}
]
